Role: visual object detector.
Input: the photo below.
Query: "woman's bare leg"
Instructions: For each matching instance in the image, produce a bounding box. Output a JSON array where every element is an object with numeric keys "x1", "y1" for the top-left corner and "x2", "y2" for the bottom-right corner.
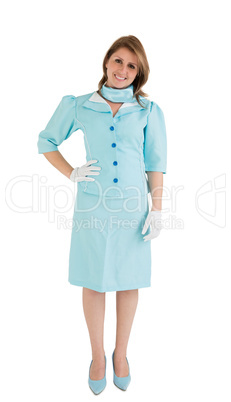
[
  {"x1": 82, "y1": 287, "x2": 106, "y2": 380},
  {"x1": 114, "y1": 289, "x2": 139, "y2": 376}
]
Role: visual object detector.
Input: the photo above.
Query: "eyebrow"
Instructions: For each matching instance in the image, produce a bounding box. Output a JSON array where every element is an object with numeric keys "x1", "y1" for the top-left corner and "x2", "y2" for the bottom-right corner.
[{"x1": 114, "y1": 55, "x2": 138, "y2": 66}]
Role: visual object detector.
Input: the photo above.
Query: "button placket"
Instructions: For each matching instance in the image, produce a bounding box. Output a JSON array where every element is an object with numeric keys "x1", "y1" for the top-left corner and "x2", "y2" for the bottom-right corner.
[{"x1": 110, "y1": 121, "x2": 118, "y2": 183}]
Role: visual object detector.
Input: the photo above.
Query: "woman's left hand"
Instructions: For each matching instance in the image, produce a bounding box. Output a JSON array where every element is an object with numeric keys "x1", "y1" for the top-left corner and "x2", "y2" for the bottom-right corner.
[{"x1": 142, "y1": 210, "x2": 163, "y2": 241}]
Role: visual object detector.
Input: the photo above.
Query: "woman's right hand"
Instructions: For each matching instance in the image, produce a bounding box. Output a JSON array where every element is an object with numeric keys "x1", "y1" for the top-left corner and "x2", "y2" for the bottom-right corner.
[{"x1": 69, "y1": 159, "x2": 101, "y2": 182}]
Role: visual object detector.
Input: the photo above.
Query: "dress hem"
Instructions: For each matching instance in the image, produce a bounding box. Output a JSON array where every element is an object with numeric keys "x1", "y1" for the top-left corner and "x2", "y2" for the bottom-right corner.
[{"x1": 68, "y1": 278, "x2": 151, "y2": 293}]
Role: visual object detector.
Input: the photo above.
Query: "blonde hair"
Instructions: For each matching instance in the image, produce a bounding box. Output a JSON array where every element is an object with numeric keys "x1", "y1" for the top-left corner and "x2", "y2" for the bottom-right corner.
[{"x1": 98, "y1": 35, "x2": 150, "y2": 108}]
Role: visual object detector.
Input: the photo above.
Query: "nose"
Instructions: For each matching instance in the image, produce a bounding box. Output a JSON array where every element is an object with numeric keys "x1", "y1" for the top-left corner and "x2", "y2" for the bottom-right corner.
[{"x1": 118, "y1": 65, "x2": 128, "y2": 75}]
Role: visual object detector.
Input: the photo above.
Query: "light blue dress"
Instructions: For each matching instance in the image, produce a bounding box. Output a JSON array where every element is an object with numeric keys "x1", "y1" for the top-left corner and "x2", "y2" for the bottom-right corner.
[{"x1": 37, "y1": 86, "x2": 167, "y2": 292}]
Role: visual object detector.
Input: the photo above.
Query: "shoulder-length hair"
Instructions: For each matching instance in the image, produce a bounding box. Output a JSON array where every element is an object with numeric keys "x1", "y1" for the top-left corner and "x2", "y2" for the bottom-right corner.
[{"x1": 98, "y1": 35, "x2": 150, "y2": 108}]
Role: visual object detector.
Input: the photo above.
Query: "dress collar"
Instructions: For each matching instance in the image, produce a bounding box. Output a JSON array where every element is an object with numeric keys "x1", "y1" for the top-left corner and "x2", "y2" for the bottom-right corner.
[{"x1": 82, "y1": 90, "x2": 148, "y2": 117}]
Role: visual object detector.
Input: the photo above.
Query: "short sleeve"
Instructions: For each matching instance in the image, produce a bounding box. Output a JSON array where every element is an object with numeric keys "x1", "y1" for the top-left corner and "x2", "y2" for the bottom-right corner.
[
  {"x1": 143, "y1": 101, "x2": 167, "y2": 173},
  {"x1": 37, "y1": 95, "x2": 79, "y2": 154}
]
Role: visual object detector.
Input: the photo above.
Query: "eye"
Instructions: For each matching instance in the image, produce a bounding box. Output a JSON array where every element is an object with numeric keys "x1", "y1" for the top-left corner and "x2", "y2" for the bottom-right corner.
[
  {"x1": 115, "y1": 59, "x2": 122, "y2": 63},
  {"x1": 129, "y1": 64, "x2": 135, "y2": 69}
]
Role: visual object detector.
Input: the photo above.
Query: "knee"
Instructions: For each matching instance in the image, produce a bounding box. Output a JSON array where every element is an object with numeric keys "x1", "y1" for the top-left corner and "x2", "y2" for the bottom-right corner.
[
  {"x1": 117, "y1": 289, "x2": 138, "y2": 296},
  {"x1": 83, "y1": 287, "x2": 105, "y2": 296}
]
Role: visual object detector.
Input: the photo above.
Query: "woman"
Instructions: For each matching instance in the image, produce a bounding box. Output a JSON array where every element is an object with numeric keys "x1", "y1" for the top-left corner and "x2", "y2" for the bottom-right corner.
[{"x1": 37, "y1": 35, "x2": 167, "y2": 394}]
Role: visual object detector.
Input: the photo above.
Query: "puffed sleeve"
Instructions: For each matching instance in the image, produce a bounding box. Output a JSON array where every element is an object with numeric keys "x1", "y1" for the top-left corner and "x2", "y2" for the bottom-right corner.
[
  {"x1": 37, "y1": 95, "x2": 79, "y2": 154},
  {"x1": 143, "y1": 101, "x2": 167, "y2": 173}
]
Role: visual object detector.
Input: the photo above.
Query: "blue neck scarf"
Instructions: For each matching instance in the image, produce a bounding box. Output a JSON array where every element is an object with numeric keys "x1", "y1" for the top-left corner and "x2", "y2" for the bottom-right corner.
[{"x1": 100, "y1": 83, "x2": 135, "y2": 103}]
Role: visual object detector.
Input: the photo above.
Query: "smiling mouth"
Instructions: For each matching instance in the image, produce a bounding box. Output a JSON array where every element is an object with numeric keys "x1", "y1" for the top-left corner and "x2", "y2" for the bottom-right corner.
[{"x1": 114, "y1": 74, "x2": 127, "y2": 81}]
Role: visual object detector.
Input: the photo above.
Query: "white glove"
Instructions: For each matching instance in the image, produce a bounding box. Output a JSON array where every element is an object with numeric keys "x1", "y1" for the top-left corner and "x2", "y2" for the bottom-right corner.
[
  {"x1": 142, "y1": 210, "x2": 163, "y2": 241},
  {"x1": 69, "y1": 159, "x2": 101, "y2": 182}
]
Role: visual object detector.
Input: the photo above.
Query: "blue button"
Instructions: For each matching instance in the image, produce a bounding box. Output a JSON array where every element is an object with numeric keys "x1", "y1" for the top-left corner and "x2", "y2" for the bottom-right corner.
[
  {"x1": 113, "y1": 161, "x2": 118, "y2": 166},
  {"x1": 111, "y1": 143, "x2": 116, "y2": 147},
  {"x1": 113, "y1": 178, "x2": 118, "y2": 183},
  {"x1": 110, "y1": 126, "x2": 114, "y2": 131}
]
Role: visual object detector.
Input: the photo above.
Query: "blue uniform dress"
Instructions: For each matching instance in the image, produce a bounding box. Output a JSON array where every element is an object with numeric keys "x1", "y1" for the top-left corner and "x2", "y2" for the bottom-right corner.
[{"x1": 37, "y1": 84, "x2": 167, "y2": 292}]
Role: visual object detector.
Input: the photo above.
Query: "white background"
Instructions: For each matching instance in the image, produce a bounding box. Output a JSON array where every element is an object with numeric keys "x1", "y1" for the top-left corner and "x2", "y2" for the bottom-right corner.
[{"x1": 1, "y1": 0, "x2": 230, "y2": 400}]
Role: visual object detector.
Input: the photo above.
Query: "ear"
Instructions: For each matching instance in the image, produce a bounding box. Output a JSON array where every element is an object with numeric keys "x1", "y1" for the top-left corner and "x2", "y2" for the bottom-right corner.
[{"x1": 105, "y1": 56, "x2": 110, "y2": 69}]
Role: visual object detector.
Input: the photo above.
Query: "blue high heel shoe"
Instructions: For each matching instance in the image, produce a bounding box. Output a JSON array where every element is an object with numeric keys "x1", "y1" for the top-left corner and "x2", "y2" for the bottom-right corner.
[
  {"x1": 112, "y1": 350, "x2": 131, "y2": 391},
  {"x1": 88, "y1": 355, "x2": 107, "y2": 395}
]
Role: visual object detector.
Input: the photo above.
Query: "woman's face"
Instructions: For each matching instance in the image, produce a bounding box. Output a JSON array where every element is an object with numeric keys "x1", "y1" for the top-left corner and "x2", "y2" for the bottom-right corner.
[{"x1": 105, "y1": 47, "x2": 139, "y2": 89}]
